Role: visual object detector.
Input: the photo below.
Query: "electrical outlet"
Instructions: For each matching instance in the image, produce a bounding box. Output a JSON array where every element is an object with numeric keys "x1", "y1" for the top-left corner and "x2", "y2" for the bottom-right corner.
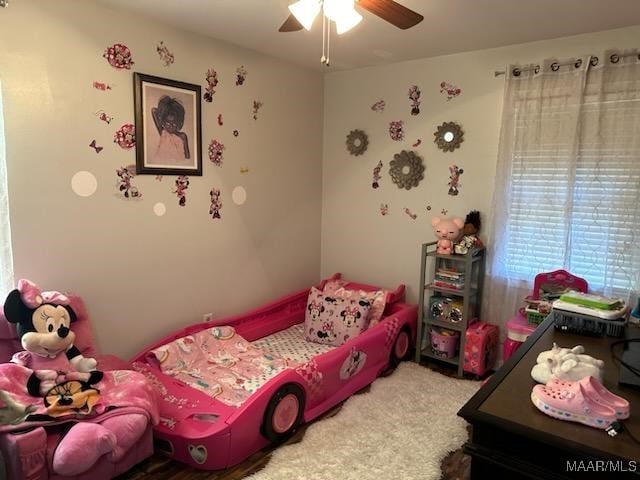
[{"x1": 203, "y1": 312, "x2": 213, "y2": 322}]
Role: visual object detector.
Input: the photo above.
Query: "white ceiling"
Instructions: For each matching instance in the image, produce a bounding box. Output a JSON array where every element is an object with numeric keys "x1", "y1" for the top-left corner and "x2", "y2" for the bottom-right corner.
[{"x1": 100, "y1": 0, "x2": 640, "y2": 71}]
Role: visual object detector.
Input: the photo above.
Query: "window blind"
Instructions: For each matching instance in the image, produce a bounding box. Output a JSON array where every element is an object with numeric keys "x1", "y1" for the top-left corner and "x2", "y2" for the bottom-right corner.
[{"x1": 503, "y1": 93, "x2": 640, "y2": 296}]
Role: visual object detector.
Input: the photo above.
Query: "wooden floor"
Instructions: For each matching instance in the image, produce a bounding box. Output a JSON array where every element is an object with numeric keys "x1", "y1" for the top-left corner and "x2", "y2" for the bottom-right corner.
[{"x1": 117, "y1": 362, "x2": 474, "y2": 480}]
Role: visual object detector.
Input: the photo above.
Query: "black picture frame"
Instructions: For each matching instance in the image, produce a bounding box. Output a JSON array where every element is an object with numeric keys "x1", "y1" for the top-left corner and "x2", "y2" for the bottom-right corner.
[{"x1": 133, "y1": 72, "x2": 202, "y2": 176}]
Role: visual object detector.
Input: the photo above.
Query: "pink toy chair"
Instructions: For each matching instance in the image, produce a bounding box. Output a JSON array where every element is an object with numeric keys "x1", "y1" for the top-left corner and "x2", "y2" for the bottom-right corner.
[
  {"x1": 0, "y1": 294, "x2": 155, "y2": 480},
  {"x1": 503, "y1": 270, "x2": 588, "y2": 362},
  {"x1": 529, "y1": 269, "x2": 588, "y2": 301}
]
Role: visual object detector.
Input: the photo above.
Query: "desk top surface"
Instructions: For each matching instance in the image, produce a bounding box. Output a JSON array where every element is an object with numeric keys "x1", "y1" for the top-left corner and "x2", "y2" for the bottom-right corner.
[{"x1": 459, "y1": 317, "x2": 640, "y2": 461}]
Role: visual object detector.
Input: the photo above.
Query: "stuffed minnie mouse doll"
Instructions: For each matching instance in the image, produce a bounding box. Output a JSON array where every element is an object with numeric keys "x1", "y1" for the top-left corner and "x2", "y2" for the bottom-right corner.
[{"x1": 3, "y1": 279, "x2": 103, "y2": 399}]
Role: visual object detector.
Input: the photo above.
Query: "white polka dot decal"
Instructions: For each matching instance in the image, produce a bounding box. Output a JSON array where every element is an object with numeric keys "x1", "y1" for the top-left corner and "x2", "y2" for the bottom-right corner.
[
  {"x1": 154, "y1": 202, "x2": 166, "y2": 216},
  {"x1": 71, "y1": 171, "x2": 97, "y2": 197},
  {"x1": 232, "y1": 186, "x2": 247, "y2": 205}
]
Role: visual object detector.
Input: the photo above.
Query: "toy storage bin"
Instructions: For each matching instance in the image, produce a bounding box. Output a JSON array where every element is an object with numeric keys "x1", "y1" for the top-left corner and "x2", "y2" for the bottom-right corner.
[
  {"x1": 525, "y1": 307, "x2": 546, "y2": 325},
  {"x1": 430, "y1": 327, "x2": 459, "y2": 359}
]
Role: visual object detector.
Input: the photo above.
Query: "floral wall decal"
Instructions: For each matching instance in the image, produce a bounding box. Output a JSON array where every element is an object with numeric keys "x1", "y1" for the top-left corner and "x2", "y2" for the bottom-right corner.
[
  {"x1": 389, "y1": 150, "x2": 424, "y2": 190},
  {"x1": 389, "y1": 120, "x2": 404, "y2": 141}
]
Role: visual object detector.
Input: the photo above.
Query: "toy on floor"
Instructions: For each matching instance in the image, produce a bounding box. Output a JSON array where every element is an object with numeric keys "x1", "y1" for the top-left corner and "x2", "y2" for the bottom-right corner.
[
  {"x1": 1, "y1": 279, "x2": 159, "y2": 478},
  {"x1": 531, "y1": 375, "x2": 629, "y2": 431},
  {"x1": 463, "y1": 321, "x2": 499, "y2": 376},
  {"x1": 530, "y1": 343, "x2": 604, "y2": 384}
]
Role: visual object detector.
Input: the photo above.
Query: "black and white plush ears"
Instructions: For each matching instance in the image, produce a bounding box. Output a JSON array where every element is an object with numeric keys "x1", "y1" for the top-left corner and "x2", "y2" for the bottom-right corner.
[
  {"x1": 3, "y1": 289, "x2": 78, "y2": 332},
  {"x1": 3, "y1": 289, "x2": 30, "y2": 325}
]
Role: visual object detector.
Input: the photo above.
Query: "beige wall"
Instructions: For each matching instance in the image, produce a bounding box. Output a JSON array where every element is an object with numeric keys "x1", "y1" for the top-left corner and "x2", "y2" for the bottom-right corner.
[
  {"x1": 0, "y1": 1, "x2": 323, "y2": 358},
  {"x1": 321, "y1": 25, "x2": 640, "y2": 318}
]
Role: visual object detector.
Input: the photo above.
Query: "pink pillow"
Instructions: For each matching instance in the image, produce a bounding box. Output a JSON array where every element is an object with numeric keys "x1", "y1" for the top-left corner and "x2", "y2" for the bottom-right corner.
[
  {"x1": 304, "y1": 287, "x2": 371, "y2": 346},
  {"x1": 323, "y1": 282, "x2": 387, "y2": 328},
  {"x1": 320, "y1": 273, "x2": 406, "y2": 305},
  {"x1": 333, "y1": 287, "x2": 387, "y2": 327},
  {"x1": 322, "y1": 279, "x2": 349, "y2": 294}
]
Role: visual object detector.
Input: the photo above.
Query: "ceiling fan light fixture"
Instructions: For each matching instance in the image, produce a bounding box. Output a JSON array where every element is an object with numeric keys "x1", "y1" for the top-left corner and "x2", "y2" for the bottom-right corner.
[
  {"x1": 335, "y1": 8, "x2": 362, "y2": 34},
  {"x1": 323, "y1": 0, "x2": 354, "y2": 21},
  {"x1": 288, "y1": 0, "x2": 321, "y2": 31}
]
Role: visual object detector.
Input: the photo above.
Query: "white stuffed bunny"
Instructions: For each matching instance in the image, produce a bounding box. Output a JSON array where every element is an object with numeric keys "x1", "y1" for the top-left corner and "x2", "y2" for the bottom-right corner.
[{"x1": 531, "y1": 343, "x2": 604, "y2": 384}]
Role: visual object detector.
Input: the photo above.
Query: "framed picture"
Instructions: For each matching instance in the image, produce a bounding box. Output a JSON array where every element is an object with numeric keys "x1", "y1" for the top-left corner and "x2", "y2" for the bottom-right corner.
[{"x1": 133, "y1": 72, "x2": 202, "y2": 176}]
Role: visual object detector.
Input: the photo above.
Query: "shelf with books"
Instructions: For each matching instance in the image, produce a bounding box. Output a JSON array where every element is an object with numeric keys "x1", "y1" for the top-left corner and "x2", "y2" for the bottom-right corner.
[{"x1": 415, "y1": 241, "x2": 486, "y2": 377}]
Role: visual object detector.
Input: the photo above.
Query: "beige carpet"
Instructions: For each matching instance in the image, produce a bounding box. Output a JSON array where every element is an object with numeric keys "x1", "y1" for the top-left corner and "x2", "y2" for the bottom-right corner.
[{"x1": 246, "y1": 362, "x2": 480, "y2": 480}]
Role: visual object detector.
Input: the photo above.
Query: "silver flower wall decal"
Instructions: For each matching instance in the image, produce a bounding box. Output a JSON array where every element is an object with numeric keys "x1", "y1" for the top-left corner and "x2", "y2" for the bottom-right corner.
[
  {"x1": 389, "y1": 150, "x2": 425, "y2": 190},
  {"x1": 434, "y1": 122, "x2": 464, "y2": 152},
  {"x1": 346, "y1": 129, "x2": 368, "y2": 156}
]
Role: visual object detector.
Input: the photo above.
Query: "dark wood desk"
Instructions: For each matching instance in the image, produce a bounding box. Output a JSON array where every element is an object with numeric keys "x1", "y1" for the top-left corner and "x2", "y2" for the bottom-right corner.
[{"x1": 459, "y1": 316, "x2": 640, "y2": 479}]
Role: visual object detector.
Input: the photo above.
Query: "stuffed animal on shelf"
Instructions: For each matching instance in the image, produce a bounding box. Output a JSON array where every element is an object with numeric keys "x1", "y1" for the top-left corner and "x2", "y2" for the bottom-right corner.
[
  {"x1": 431, "y1": 216, "x2": 464, "y2": 254},
  {"x1": 530, "y1": 343, "x2": 604, "y2": 384},
  {"x1": 454, "y1": 210, "x2": 484, "y2": 255},
  {"x1": 3, "y1": 279, "x2": 103, "y2": 401}
]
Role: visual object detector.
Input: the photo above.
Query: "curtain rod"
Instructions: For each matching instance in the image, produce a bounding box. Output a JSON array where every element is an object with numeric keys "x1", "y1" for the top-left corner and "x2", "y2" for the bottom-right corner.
[{"x1": 494, "y1": 51, "x2": 639, "y2": 77}]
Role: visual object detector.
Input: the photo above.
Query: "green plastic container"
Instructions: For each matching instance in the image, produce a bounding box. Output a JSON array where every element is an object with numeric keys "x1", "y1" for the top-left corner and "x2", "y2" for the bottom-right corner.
[{"x1": 558, "y1": 291, "x2": 623, "y2": 310}]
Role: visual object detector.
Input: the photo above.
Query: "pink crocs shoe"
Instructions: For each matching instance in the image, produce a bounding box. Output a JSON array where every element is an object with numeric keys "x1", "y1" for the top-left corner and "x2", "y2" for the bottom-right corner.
[
  {"x1": 531, "y1": 382, "x2": 617, "y2": 429},
  {"x1": 548, "y1": 376, "x2": 630, "y2": 419}
]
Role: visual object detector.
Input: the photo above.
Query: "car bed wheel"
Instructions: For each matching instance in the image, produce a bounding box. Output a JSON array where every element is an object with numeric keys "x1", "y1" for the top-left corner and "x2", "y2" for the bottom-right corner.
[
  {"x1": 262, "y1": 383, "x2": 305, "y2": 443},
  {"x1": 390, "y1": 327, "x2": 411, "y2": 367}
]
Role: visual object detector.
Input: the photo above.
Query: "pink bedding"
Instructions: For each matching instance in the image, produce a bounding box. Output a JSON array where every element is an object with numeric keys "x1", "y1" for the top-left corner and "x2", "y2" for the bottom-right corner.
[{"x1": 147, "y1": 325, "x2": 293, "y2": 407}]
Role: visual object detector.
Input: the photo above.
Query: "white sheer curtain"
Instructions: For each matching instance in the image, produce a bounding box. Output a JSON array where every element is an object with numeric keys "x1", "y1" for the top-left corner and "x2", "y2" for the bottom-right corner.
[
  {"x1": 484, "y1": 50, "x2": 640, "y2": 341},
  {"x1": 0, "y1": 80, "x2": 14, "y2": 297}
]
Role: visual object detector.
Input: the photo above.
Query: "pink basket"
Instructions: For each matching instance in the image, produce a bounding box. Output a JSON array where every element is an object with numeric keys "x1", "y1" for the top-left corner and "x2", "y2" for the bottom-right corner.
[{"x1": 430, "y1": 328, "x2": 459, "y2": 359}]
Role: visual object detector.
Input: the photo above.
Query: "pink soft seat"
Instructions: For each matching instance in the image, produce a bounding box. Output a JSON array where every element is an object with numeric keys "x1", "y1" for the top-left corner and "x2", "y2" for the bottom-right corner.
[{"x1": 0, "y1": 295, "x2": 155, "y2": 480}]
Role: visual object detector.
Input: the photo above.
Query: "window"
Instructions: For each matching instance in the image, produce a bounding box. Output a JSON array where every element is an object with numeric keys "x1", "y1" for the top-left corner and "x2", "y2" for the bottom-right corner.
[
  {"x1": 501, "y1": 69, "x2": 640, "y2": 296},
  {"x1": 0, "y1": 81, "x2": 14, "y2": 296}
]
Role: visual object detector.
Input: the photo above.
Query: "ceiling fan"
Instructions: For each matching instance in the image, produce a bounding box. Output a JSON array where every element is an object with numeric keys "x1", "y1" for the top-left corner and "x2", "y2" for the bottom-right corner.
[{"x1": 279, "y1": 0, "x2": 423, "y2": 33}]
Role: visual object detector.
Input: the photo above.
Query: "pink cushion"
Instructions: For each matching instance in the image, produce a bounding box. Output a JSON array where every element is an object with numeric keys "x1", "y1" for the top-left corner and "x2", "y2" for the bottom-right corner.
[
  {"x1": 52, "y1": 423, "x2": 117, "y2": 476},
  {"x1": 330, "y1": 287, "x2": 387, "y2": 328},
  {"x1": 318, "y1": 273, "x2": 406, "y2": 306},
  {"x1": 304, "y1": 287, "x2": 371, "y2": 346}
]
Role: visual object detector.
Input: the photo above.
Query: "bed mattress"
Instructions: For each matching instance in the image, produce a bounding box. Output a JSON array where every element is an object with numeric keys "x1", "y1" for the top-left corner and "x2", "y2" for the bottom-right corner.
[{"x1": 251, "y1": 323, "x2": 335, "y2": 363}]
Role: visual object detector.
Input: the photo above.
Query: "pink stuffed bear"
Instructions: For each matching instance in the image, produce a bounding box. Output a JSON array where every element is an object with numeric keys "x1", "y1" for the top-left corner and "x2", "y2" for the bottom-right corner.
[{"x1": 431, "y1": 216, "x2": 464, "y2": 254}]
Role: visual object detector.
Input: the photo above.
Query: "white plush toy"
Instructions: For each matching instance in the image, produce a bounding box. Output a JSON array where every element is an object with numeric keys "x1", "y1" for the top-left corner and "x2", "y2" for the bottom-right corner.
[{"x1": 531, "y1": 343, "x2": 604, "y2": 384}]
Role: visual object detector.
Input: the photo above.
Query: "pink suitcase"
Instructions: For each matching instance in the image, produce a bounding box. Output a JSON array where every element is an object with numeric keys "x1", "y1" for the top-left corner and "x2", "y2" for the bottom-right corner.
[{"x1": 463, "y1": 322, "x2": 499, "y2": 376}]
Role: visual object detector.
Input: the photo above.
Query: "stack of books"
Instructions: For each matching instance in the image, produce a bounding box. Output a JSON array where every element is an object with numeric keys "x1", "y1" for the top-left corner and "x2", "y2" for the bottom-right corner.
[{"x1": 434, "y1": 268, "x2": 465, "y2": 290}]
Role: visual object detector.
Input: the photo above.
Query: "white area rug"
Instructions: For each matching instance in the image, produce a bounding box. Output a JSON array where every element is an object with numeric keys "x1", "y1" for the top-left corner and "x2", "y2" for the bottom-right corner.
[{"x1": 246, "y1": 362, "x2": 480, "y2": 480}]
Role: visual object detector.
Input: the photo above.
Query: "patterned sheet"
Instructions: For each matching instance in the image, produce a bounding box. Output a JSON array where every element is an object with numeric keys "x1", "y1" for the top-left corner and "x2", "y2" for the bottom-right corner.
[
  {"x1": 251, "y1": 323, "x2": 335, "y2": 363},
  {"x1": 148, "y1": 326, "x2": 291, "y2": 407}
]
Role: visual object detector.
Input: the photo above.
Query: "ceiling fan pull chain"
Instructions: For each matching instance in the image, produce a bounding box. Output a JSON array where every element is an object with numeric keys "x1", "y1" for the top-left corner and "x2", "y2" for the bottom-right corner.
[
  {"x1": 326, "y1": 19, "x2": 331, "y2": 67},
  {"x1": 321, "y1": 12, "x2": 326, "y2": 64}
]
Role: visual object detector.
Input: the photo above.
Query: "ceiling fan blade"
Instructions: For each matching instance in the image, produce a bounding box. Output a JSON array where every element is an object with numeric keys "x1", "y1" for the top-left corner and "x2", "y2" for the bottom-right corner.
[
  {"x1": 279, "y1": 14, "x2": 304, "y2": 32},
  {"x1": 357, "y1": 0, "x2": 423, "y2": 29}
]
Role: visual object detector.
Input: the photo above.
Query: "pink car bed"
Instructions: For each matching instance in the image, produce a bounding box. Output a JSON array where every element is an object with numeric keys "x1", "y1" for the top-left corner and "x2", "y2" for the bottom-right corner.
[{"x1": 130, "y1": 273, "x2": 418, "y2": 470}]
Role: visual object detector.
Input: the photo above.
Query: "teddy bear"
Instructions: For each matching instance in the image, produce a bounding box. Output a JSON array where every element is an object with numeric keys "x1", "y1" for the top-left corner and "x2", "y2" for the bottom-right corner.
[
  {"x1": 431, "y1": 216, "x2": 465, "y2": 254},
  {"x1": 530, "y1": 343, "x2": 604, "y2": 384}
]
